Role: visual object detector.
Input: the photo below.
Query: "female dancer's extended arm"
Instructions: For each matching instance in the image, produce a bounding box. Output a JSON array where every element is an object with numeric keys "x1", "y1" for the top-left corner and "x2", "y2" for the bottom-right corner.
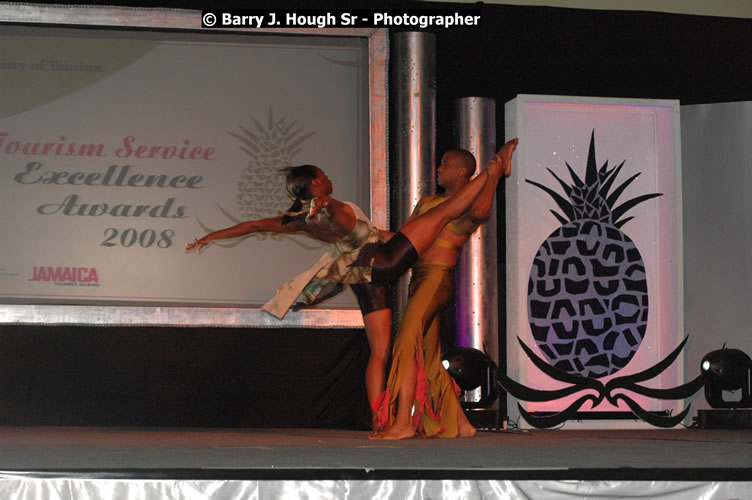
[{"x1": 185, "y1": 217, "x2": 301, "y2": 254}]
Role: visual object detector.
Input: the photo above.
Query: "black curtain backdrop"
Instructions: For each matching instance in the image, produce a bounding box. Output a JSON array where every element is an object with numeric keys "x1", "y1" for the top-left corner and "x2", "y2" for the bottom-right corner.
[
  {"x1": 0, "y1": 326, "x2": 371, "y2": 428},
  {"x1": 2, "y1": 1, "x2": 751, "y2": 428}
]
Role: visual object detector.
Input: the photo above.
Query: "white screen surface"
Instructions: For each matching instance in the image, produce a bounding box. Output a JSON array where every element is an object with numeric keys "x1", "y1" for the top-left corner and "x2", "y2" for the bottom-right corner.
[{"x1": 0, "y1": 25, "x2": 371, "y2": 310}]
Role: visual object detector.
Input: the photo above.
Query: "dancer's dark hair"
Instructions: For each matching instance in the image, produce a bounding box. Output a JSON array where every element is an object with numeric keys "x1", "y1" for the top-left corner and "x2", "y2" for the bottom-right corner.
[{"x1": 279, "y1": 165, "x2": 318, "y2": 225}]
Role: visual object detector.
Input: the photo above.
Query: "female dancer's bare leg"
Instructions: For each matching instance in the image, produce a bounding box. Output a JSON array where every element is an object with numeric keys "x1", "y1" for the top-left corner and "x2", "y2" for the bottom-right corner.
[
  {"x1": 373, "y1": 348, "x2": 418, "y2": 439},
  {"x1": 398, "y1": 139, "x2": 516, "y2": 255},
  {"x1": 363, "y1": 308, "x2": 391, "y2": 428}
]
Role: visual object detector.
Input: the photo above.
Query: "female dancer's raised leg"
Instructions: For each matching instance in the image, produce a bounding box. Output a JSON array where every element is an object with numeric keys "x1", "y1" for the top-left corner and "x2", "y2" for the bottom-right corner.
[{"x1": 398, "y1": 139, "x2": 516, "y2": 255}]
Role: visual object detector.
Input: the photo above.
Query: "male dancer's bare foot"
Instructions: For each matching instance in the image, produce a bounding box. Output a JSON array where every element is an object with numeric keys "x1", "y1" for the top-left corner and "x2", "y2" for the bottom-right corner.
[
  {"x1": 369, "y1": 423, "x2": 416, "y2": 440},
  {"x1": 457, "y1": 409, "x2": 477, "y2": 438},
  {"x1": 458, "y1": 421, "x2": 477, "y2": 438}
]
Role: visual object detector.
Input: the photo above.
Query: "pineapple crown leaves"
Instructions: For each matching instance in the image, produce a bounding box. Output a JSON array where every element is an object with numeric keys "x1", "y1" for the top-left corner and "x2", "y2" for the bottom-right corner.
[
  {"x1": 525, "y1": 130, "x2": 663, "y2": 229},
  {"x1": 226, "y1": 109, "x2": 316, "y2": 160}
]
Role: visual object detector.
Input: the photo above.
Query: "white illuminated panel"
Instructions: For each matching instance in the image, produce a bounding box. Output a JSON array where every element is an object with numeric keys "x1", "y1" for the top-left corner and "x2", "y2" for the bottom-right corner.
[{"x1": 505, "y1": 95, "x2": 682, "y2": 428}]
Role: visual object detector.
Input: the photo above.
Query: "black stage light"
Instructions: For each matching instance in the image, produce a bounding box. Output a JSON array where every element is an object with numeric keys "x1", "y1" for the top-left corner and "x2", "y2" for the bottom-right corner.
[
  {"x1": 443, "y1": 347, "x2": 498, "y2": 409},
  {"x1": 701, "y1": 345, "x2": 752, "y2": 408}
]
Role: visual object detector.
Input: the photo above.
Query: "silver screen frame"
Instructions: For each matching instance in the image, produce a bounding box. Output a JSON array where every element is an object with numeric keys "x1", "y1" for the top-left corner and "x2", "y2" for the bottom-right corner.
[{"x1": 0, "y1": 3, "x2": 388, "y2": 328}]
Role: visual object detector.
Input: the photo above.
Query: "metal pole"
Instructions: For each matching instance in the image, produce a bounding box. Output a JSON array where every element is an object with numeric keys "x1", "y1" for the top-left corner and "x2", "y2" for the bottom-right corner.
[
  {"x1": 454, "y1": 97, "x2": 498, "y2": 368},
  {"x1": 391, "y1": 32, "x2": 436, "y2": 317}
]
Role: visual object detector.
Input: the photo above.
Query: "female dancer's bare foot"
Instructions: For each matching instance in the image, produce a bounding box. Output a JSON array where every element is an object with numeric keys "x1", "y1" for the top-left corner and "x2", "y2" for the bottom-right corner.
[
  {"x1": 495, "y1": 138, "x2": 518, "y2": 178},
  {"x1": 370, "y1": 423, "x2": 416, "y2": 440},
  {"x1": 485, "y1": 139, "x2": 514, "y2": 180},
  {"x1": 486, "y1": 152, "x2": 503, "y2": 179}
]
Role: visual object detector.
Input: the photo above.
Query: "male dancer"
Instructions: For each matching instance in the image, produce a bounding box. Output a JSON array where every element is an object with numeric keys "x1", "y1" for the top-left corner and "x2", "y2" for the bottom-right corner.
[{"x1": 372, "y1": 138, "x2": 517, "y2": 439}]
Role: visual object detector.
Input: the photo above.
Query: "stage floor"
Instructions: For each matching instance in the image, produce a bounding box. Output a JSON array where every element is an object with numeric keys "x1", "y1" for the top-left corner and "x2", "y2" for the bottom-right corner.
[{"x1": 1, "y1": 426, "x2": 751, "y2": 481}]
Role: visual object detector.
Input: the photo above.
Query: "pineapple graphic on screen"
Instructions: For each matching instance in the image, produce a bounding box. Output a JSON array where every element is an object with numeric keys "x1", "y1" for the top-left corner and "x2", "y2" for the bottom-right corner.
[
  {"x1": 526, "y1": 131, "x2": 662, "y2": 378},
  {"x1": 228, "y1": 110, "x2": 315, "y2": 220}
]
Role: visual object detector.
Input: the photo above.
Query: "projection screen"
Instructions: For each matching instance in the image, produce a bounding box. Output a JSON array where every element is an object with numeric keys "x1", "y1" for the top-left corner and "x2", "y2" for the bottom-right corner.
[{"x1": 0, "y1": 4, "x2": 388, "y2": 327}]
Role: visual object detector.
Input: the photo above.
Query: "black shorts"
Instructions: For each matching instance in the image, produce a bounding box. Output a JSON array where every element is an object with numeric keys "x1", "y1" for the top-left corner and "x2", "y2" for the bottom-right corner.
[
  {"x1": 354, "y1": 231, "x2": 419, "y2": 286},
  {"x1": 348, "y1": 232, "x2": 418, "y2": 314},
  {"x1": 350, "y1": 282, "x2": 392, "y2": 315}
]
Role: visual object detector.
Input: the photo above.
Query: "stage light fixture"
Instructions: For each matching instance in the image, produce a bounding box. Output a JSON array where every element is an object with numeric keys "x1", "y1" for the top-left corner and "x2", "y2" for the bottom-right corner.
[
  {"x1": 701, "y1": 345, "x2": 752, "y2": 408},
  {"x1": 443, "y1": 347, "x2": 498, "y2": 409}
]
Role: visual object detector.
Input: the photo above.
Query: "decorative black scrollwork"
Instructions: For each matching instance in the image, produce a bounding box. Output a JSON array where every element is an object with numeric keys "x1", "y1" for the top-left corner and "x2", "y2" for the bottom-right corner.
[{"x1": 499, "y1": 336, "x2": 706, "y2": 428}]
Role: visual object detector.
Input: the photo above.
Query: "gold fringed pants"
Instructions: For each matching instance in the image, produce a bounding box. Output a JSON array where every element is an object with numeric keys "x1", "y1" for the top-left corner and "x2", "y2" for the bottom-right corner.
[{"x1": 373, "y1": 261, "x2": 462, "y2": 437}]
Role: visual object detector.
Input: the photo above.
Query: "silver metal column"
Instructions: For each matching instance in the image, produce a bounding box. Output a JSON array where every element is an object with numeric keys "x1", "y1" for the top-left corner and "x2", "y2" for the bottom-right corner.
[
  {"x1": 454, "y1": 97, "x2": 498, "y2": 366},
  {"x1": 391, "y1": 32, "x2": 436, "y2": 316}
]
